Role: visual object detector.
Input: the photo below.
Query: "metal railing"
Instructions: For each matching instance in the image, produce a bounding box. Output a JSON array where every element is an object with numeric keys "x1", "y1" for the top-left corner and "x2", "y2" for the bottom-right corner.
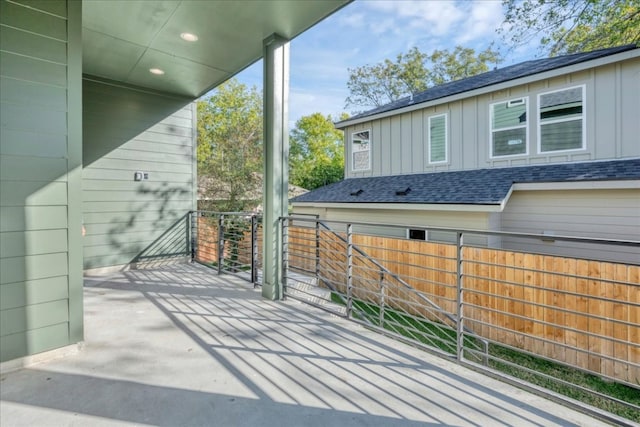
[
  {"x1": 190, "y1": 211, "x2": 262, "y2": 286},
  {"x1": 281, "y1": 215, "x2": 640, "y2": 416}
]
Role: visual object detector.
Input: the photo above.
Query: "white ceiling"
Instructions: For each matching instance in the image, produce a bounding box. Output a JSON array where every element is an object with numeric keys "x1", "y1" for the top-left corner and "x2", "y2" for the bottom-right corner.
[{"x1": 82, "y1": 0, "x2": 349, "y2": 97}]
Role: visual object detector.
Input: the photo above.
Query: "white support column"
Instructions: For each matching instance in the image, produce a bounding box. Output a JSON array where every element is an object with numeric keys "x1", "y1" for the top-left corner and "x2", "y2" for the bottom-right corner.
[{"x1": 262, "y1": 34, "x2": 290, "y2": 300}]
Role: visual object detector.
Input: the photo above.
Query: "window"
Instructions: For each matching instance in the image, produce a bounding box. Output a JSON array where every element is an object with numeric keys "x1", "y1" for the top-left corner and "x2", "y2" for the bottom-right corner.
[
  {"x1": 351, "y1": 130, "x2": 370, "y2": 171},
  {"x1": 490, "y1": 97, "x2": 528, "y2": 157},
  {"x1": 428, "y1": 114, "x2": 447, "y2": 163},
  {"x1": 538, "y1": 86, "x2": 585, "y2": 153}
]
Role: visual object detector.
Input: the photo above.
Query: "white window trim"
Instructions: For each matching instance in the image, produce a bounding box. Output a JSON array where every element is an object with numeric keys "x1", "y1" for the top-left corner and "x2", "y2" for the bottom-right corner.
[
  {"x1": 428, "y1": 113, "x2": 448, "y2": 164},
  {"x1": 537, "y1": 84, "x2": 586, "y2": 154},
  {"x1": 351, "y1": 129, "x2": 371, "y2": 171},
  {"x1": 489, "y1": 96, "x2": 529, "y2": 159}
]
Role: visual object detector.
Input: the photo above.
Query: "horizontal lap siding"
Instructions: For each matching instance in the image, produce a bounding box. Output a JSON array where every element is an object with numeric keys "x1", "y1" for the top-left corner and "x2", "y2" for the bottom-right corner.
[
  {"x1": 0, "y1": 0, "x2": 72, "y2": 362},
  {"x1": 82, "y1": 79, "x2": 196, "y2": 269},
  {"x1": 501, "y1": 189, "x2": 640, "y2": 264}
]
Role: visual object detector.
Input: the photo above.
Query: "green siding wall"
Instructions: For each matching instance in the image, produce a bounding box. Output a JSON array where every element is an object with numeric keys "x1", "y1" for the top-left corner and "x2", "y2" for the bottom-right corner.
[
  {"x1": 0, "y1": 0, "x2": 83, "y2": 363},
  {"x1": 82, "y1": 79, "x2": 196, "y2": 270}
]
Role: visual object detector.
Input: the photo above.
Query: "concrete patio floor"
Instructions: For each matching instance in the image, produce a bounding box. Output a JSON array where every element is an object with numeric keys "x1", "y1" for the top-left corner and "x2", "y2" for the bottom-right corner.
[{"x1": 1, "y1": 263, "x2": 615, "y2": 426}]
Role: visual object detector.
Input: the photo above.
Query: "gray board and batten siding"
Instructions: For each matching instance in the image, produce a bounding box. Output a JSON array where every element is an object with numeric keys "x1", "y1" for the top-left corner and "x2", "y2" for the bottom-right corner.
[
  {"x1": 340, "y1": 48, "x2": 640, "y2": 179},
  {"x1": 82, "y1": 78, "x2": 197, "y2": 270},
  {"x1": 1, "y1": 0, "x2": 83, "y2": 362}
]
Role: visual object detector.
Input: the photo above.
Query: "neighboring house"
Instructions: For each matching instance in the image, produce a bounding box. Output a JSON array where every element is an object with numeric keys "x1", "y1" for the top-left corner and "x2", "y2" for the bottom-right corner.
[
  {"x1": 198, "y1": 175, "x2": 308, "y2": 211},
  {"x1": 292, "y1": 45, "x2": 640, "y2": 264}
]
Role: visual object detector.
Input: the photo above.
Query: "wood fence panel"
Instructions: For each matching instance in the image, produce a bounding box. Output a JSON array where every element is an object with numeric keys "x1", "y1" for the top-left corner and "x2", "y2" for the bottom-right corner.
[{"x1": 286, "y1": 227, "x2": 638, "y2": 384}]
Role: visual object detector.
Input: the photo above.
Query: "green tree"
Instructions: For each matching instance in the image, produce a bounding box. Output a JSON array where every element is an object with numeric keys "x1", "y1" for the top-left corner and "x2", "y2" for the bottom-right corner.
[
  {"x1": 197, "y1": 78, "x2": 262, "y2": 212},
  {"x1": 289, "y1": 113, "x2": 346, "y2": 190},
  {"x1": 501, "y1": 0, "x2": 640, "y2": 56},
  {"x1": 345, "y1": 45, "x2": 501, "y2": 110}
]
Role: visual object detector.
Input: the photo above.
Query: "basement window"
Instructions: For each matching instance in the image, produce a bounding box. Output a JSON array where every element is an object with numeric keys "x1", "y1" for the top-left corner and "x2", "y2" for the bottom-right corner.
[{"x1": 408, "y1": 229, "x2": 426, "y2": 240}]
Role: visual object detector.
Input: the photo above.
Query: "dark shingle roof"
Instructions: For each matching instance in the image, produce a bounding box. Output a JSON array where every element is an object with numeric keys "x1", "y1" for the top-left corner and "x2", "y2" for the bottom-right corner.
[
  {"x1": 339, "y1": 45, "x2": 638, "y2": 124},
  {"x1": 291, "y1": 159, "x2": 640, "y2": 206}
]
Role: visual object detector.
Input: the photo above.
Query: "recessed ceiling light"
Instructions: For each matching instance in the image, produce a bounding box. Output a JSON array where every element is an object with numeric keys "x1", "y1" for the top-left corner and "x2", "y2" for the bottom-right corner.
[
  {"x1": 180, "y1": 32, "x2": 198, "y2": 42},
  {"x1": 149, "y1": 68, "x2": 165, "y2": 75}
]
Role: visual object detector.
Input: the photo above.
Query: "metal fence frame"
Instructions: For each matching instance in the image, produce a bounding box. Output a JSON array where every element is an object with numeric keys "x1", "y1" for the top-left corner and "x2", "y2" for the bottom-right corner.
[
  {"x1": 281, "y1": 214, "x2": 640, "y2": 418},
  {"x1": 190, "y1": 210, "x2": 262, "y2": 286}
]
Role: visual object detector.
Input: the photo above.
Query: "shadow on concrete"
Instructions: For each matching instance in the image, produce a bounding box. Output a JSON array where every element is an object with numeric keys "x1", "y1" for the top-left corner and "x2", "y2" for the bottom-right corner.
[{"x1": 1, "y1": 264, "x2": 604, "y2": 427}]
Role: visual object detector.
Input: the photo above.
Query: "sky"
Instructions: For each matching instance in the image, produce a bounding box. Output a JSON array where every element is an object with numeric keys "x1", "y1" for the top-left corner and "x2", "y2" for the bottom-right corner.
[{"x1": 227, "y1": 0, "x2": 543, "y2": 127}]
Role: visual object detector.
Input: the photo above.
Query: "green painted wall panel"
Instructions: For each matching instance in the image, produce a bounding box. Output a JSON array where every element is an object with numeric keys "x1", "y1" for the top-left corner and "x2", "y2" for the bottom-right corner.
[
  {"x1": 0, "y1": 155, "x2": 68, "y2": 182},
  {"x1": 0, "y1": 26, "x2": 67, "y2": 64},
  {"x1": 0, "y1": 77, "x2": 67, "y2": 109},
  {"x1": 0, "y1": 323, "x2": 69, "y2": 362},
  {"x1": 82, "y1": 168, "x2": 192, "y2": 182},
  {"x1": 0, "y1": 252, "x2": 68, "y2": 285},
  {"x1": 0, "y1": 206, "x2": 67, "y2": 232},
  {"x1": 0, "y1": 299, "x2": 68, "y2": 336},
  {"x1": 0, "y1": 128, "x2": 68, "y2": 158},
  {"x1": 82, "y1": 189, "x2": 192, "y2": 203},
  {"x1": 0, "y1": 181, "x2": 67, "y2": 206},
  {"x1": 13, "y1": 0, "x2": 67, "y2": 17},
  {"x1": 100, "y1": 148, "x2": 193, "y2": 164},
  {"x1": 0, "y1": 52, "x2": 67, "y2": 87},
  {"x1": 82, "y1": 79, "x2": 195, "y2": 269},
  {"x1": 86, "y1": 157, "x2": 192, "y2": 174},
  {"x1": 0, "y1": 0, "x2": 80, "y2": 363},
  {"x1": 0, "y1": 275, "x2": 68, "y2": 310},
  {"x1": 82, "y1": 178, "x2": 192, "y2": 192},
  {"x1": 0, "y1": 229, "x2": 67, "y2": 258},
  {"x1": 1, "y1": 103, "x2": 67, "y2": 134},
  {"x1": 0, "y1": 0, "x2": 67, "y2": 39},
  {"x1": 82, "y1": 200, "x2": 191, "y2": 214},
  {"x1": 86, "y1": 218, "x2": 185, "y2": 235},
  {"x1": 82, "y1": 210, "x2": 185, "y2": 225}
]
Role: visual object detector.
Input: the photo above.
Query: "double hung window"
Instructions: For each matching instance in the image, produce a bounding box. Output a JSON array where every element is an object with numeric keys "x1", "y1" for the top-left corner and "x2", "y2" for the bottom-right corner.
[
  {"x1": 538, "y1": 85, "x2": 585, "y2": 152},
  {"x1": 490, "y1": 97, "x2": 528, "y2": 157},
  {"x1": 352, "y1": 130, "x2": 371, "y2": 171}
]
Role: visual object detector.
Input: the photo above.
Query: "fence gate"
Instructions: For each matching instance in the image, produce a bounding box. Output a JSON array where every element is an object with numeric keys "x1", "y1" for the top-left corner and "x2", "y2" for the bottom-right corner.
[{"x1": 190, "y1": 211, "x2": 262, "y2": 286}]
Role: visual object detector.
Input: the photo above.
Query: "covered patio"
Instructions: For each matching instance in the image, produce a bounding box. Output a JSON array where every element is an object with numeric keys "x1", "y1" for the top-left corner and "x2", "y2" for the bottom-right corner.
[{"x1": 0, "y1": 263, "x2": 611, "y2": 426}]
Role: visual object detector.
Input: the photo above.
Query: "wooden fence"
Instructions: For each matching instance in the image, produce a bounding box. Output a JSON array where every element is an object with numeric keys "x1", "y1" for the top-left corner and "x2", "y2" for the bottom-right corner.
[
  {"x1": 195, "y1": 216, "x2": 262, "y2": 267},
  {"x1": 287, "y1": 226, "x2": 639, "y2": 385}
]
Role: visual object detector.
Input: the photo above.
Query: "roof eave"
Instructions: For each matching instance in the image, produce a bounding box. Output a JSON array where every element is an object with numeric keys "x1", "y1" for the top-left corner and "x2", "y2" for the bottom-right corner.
[{"x1": 290, "y1": 201, "x2": 504, "y2": 212}]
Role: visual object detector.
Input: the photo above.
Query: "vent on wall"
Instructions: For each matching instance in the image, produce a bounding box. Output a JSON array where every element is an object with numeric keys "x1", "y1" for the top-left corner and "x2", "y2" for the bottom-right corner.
[{"x1": 395, "y1": 187, "x2": 411, "y2": 196}]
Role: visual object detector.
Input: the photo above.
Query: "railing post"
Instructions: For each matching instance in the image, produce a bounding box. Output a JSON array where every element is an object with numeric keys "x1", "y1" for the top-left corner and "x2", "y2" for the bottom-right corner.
[
  {"x1": 217, "y1": 214, "x2": 225, "y2": 275},
  {"x1": 251, "y1": 214, "x2": 258, "y2": 286},
  {"x1": 456, "y1": 232, "x2": 464, "y2": 361},
  {"x1": 189, "y1": 211, "x2": 196, "y2": 262},
  {"x1": 281, "y1": 217, "x2": 289, "y2": 296},
  {"x1": 315, "y1": 219, "x2": 321, "y2": 282},
  {"x1": 346, "y1": 223, "x2": 353, "y2": 319},
  {"x1": 379, "y1": 272, "x2": 385, "y2": 326}
]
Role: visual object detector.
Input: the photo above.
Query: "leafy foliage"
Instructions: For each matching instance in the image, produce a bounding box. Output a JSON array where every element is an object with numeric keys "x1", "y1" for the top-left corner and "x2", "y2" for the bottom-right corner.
[
  {"x1": 345, "y1": 45, "x2": 501, "y2": 111},
  {"x1": 289, "y1": 113, "x2": 347, "y2": 190},
  {"x1": 501, "y1": 0, "x2": 640, "y2": 56},
  {"x1": 197, "y1": 79, "x2": 262, "y2": 212}
]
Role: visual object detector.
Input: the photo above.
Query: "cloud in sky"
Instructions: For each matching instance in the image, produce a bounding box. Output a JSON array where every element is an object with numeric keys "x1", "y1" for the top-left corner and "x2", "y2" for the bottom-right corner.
[{"x1": 228, "y1": 0, "x2": 538, "y2": 124}]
